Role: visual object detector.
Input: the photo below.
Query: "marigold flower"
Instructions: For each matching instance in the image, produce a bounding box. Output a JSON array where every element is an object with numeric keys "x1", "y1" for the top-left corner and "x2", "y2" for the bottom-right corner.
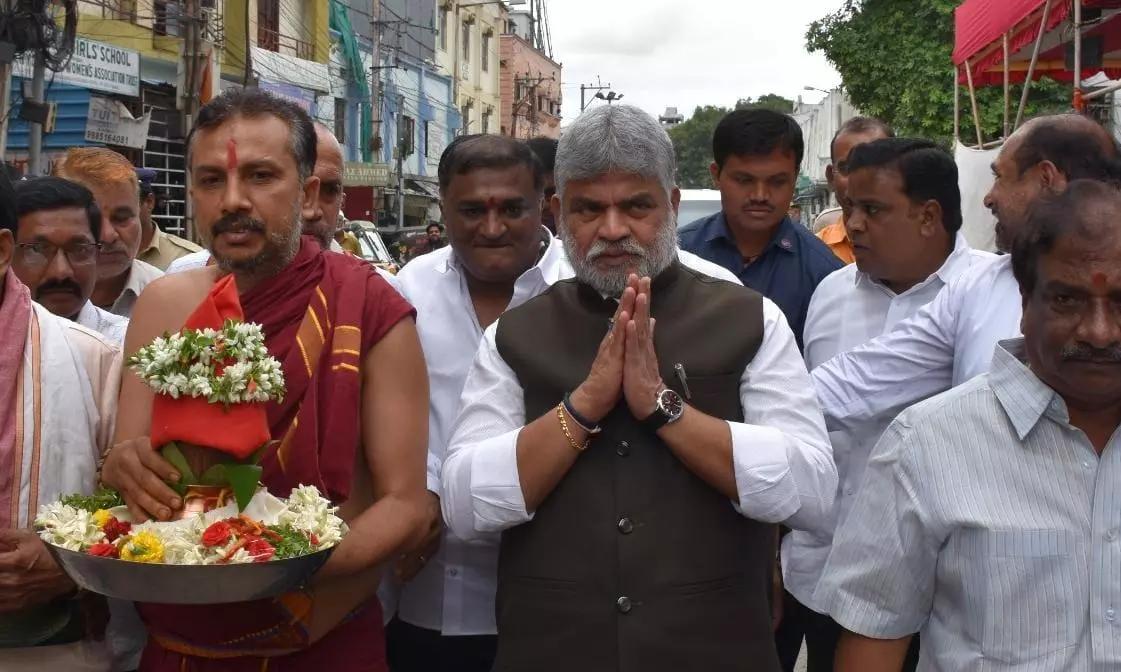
[
  {"x1": 91, "y1": 509, "x2": 113, "y2": 529},
  {"x1": 120, "y1": 531, "x2": 165, "y2": 563}
]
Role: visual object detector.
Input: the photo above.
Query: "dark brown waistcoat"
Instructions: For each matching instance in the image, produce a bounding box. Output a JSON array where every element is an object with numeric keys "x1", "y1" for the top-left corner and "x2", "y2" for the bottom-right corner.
[{"x1": 491, "y1": 262, "x2": 780, "y2": 672}]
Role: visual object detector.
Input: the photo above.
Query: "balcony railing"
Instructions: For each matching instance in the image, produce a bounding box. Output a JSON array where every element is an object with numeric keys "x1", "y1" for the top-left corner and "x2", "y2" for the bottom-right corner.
[{"x1": 257, "y1": 25, "x2": 314, "y2": 61}]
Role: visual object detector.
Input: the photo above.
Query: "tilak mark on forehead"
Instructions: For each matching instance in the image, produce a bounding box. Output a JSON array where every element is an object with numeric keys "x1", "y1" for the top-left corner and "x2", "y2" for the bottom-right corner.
[
  {"x1": 1093, "y1": 272, "x2": 1108, "y2": 287},
  {"x1": 226, "y1": 138, "x2": 237, "y2": 172}
]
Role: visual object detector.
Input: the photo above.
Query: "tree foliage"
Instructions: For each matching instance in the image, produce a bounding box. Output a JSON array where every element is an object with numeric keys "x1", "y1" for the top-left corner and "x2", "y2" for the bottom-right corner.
[
  {"x1": 805, "y1": 0, "x2": 1071, "y2": 145},
  {"x1": 668, "y1": 95, "x2": 795, "y2": 189}
]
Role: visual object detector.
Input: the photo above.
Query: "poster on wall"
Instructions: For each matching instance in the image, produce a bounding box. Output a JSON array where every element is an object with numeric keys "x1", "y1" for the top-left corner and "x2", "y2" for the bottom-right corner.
[
  {"x1": 84, "y1": 96, "x2": 152, "y2": 149},
  {"x1": 14, "y1": 38, "x2": 140, "y2": 97}
]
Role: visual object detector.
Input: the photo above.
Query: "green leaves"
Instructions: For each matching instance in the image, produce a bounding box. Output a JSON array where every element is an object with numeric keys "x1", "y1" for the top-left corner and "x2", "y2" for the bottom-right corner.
[
  {"x1": 224, "y1": 464, "x2": 263, "y2": 512},
  {"x1": 161, "y1": 443, "x2": 196, "y2": 496},
  {"x1": 161, "y1": 442, "x2": 262, "y2": 511},
  {"x1": 805, "y1": 0, "x2": 1070, "y2": 145},
  {"x1": 60, "y1": 489, "x2": 124, "y2": 513}
]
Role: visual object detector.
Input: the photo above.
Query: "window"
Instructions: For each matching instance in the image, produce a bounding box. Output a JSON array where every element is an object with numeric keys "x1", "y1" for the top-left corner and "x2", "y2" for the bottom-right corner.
[
  {"x1": 482, "y1": 110, "x2": 491, "y2": 134},
  {"x1": 461, "y1": 21, "x2": 471, "y2": 61},
  {"x1": 334, "y1": 99, "x2": 346, "y2": 144},
  {"x1": 257, "y1": 0, "x2": 280, "y2": 52},
  {"x1": 462, "y1": 105, "x2": 471, "y2": 133},
  {"x1": 400, "y1": 115, "x2": 416, "y2": 156},
  {"x1": 538, "y1": 95, "x2": 546, "y2": 112},
  {"x1": 482, "y1": 33, "x2": 490, "y2": 72},
  {"x1": 438, "y1": 8, "x2": 448, "y2": 51},
  {"x1": 424, "y1": 121, "x2": 431, "y2": 157}
]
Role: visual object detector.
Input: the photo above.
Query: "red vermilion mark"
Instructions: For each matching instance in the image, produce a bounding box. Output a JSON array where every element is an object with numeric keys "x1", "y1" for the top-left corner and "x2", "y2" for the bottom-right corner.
[
  {"x1": 1093, "y1": 272, "x2": 1108, "y2": 287},
  {"x1": 484, "y1": 196, "x2": 498, "y2": 209},
  {"x1": 226, "y1": 138, "x2": 238, "y2": 172}
]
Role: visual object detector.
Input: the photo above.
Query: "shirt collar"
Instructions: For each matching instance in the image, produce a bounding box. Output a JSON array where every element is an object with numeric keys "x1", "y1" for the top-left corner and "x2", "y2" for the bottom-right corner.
[
  {"x1": 443, "y1": 226, "x2": 566, "y2": 283},
  {"x1": 853, "y1": 232, "x2": 974, "y2": 291},
  {"x1": 704, "y1": 211, "x2": 798, "y2": 256},
  {"x1": 141, "y1": 226, "x2": 163, "y2": 256},
  {"x1": 989, "y1": 338, "x2": 1070, "y2": 441}
]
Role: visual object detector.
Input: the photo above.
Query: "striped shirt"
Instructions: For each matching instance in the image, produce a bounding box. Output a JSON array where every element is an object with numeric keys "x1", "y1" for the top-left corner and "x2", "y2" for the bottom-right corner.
[{"x1": 819, "y1": 338, "x2": 1121, "y2": 671}]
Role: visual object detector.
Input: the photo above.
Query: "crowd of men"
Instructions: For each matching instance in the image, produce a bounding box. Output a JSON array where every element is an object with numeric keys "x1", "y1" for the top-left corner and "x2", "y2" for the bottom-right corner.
[{"x1": 0, "y1": 83, "x2": 1118, "y2": 672}]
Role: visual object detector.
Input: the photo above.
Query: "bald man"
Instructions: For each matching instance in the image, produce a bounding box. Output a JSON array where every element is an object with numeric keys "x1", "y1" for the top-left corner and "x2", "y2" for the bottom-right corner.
[{"x1": 804, "y1": 114, "x2": 1121, "y2": 438}]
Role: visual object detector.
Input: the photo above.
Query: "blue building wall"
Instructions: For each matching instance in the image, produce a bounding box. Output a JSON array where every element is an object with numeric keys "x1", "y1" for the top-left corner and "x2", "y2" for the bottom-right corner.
[
  {"x1": 6, "y1": 79, "x2": 95, "y2": 154},
  {"x1": 379, "y1": 53, "x2": 458, "y2": 178}
]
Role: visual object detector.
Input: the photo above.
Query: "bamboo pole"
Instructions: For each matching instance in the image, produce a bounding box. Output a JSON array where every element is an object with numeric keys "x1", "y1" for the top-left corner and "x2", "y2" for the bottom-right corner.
[
  {"x1": 965, "y1": 59, "x2": 985, "y2": 146},
  {"x1": 953, "y1": 67, "x2": 961, "y2": 142},
  {"x1": 1003, "y1": 33, "x2": 1011, "y2": 138},
  {"x1": 1015, "y1": 0, "x2": 1052, "y2": 130}
]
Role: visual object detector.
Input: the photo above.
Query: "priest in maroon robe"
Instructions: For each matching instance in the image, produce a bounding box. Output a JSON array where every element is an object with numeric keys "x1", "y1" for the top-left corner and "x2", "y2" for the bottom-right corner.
[{"x1": 100, "y1": 88, "x2": 432, "y2": 671}]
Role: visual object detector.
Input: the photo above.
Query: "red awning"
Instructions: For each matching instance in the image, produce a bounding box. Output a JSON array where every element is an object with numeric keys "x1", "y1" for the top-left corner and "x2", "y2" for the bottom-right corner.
[{"x1": 954, "y1": 0, "x2": 1121, "y2": 86}]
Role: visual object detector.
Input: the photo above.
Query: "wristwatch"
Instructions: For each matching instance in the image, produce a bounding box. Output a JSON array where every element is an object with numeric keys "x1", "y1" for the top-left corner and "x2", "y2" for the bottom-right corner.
[{"x1": 642, "y1": 387, "x2": 685, "y2": 432}]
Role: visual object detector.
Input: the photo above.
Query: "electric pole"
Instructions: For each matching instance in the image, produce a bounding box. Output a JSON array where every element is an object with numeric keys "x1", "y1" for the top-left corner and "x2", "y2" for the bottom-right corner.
[
  {"x1": 369, "y1": 0, "x2": 382, "y2": 161},
  {"x1": 580, "y1": 78, "x2": 611, "y2": 112},
  {"x1": 26, "y1": 52, "x2": 45, "y2": 174},
  {"x1": 395, "y1": 93, "x2": 405, "y2": 232}
]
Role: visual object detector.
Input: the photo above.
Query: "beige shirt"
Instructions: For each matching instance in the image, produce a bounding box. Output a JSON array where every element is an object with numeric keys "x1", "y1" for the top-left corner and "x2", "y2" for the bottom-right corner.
[
  {"x1": 137, "y1": 226, "x2": 201, "y2": 271},
  {"x1": 109, "y1": 259, "x2": 163, "y2": 318}
]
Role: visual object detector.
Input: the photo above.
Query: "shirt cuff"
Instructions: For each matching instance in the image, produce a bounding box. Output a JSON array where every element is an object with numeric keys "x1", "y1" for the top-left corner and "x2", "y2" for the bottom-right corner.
[
  {"x1": 728, "y1": 420, "x2": 799, "y2": 522},
  {"x1": 469, "y1": 428, "x2": 534, "y2": 533}
]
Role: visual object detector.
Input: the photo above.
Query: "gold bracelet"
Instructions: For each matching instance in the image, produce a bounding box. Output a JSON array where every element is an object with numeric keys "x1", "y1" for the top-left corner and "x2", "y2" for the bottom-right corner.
[{"x1": 556, "y1": 403, "x2": 589, "y2": 452}]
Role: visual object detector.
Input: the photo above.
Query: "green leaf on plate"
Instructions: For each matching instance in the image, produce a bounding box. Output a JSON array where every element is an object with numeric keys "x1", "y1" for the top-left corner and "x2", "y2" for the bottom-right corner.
[
  {"x1": 198, "y1": 463, "x2": 229, "y2": 486},
  {"x1": 160, "y1": 442, "x2": 198, "y2": 485},
  {"x1": 225, "y1": 464, "x2": 262, "y2": 512}
]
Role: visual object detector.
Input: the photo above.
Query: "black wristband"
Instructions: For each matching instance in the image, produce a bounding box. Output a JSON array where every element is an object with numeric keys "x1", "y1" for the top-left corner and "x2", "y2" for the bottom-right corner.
[{"x1": 563, "y1": 393, "x2": 599, "y2": 432}]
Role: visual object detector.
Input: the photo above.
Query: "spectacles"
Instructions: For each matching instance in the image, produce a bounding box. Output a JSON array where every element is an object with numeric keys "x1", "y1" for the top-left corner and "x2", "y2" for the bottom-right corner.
[{"x1": 16, "y1": 242, "x2": 102, "y2": 267}]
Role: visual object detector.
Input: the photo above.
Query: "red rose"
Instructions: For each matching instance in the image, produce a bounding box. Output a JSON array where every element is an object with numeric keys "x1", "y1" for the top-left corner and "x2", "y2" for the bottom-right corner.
[
  {"x1": 201, "y1": 521, "x2": 233, "y2": 548},
  {"x1": 244, "y1": 538, "x2": 275, "y2": 563},
  {"x1": 88, "y1": 542, "x2": 119, "y2": 559},
  {"x1": 103, "y1": 518, "x2": 132, "y2": 542}
]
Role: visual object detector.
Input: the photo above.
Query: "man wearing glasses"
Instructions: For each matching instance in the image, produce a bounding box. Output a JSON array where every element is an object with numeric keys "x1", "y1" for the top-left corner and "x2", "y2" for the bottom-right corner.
[{"x1": 10, "y1": 176, "x2": 127, "y2": 345}]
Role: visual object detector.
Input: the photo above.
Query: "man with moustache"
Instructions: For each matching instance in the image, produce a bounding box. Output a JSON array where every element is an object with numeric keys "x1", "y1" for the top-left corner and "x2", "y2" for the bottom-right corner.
[
  {"x1": 677, "y1": 108, "x2": 842, "y2": 351},
  {"x1": 9, "y1": 177, "x2": 128, "y2": 344},
  {"x1": 440, "y1": 104, "x2": 836, "y2": 672},
  {"x1": 789, "y1": 139, "x2": 994, "y2": 671},
  {"x1": 134, "y1": 168, "x2": 201, "y2": 270},
  {"x1": 816, "y1": 117, "x2": 894, "y2": 264},
  {"x1": 0, "y1": 163, "x2": 121, "y2": 672},
  {"x1": 821, "y1": 179, "x2": 1121, "y2": 671},
  {"x1": 53, "y1": 148, "x2": 163, "y2": 317},
  {"x1": 99, "y1": 88, "x2": 431, "y2": 670},
  {"x1": 812, "y1": 114, "x2": 1121, "y2": 436}
]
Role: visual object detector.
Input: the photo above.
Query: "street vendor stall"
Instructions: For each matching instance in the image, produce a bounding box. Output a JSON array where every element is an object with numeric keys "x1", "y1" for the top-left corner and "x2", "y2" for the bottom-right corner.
[{"x1": 953, "y1": 0, "x2": 1121, "y2": 145}]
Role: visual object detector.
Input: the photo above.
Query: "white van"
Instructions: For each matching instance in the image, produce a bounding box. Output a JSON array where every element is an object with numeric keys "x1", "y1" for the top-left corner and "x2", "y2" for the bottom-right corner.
[{"x1": 677, "y1": 188, "x2": 722, "y2": 227}]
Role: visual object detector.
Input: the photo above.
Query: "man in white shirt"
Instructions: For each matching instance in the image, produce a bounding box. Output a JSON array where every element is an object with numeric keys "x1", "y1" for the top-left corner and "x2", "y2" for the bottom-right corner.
[
  {"x1": 788, "y1": 139, "x2": 994, "y2": 671},
  {"x1": 385, "y1": 135, "x2": 563, "y2": 672},
  {"x1": 440, "y1": 104, "x2": 835, "y2": 672},
  {"x1": 53, "y1": 147, "x2": 163, "y2": 317},
  {"x1": 9, "y1": 177, "x2": 128, "y2": 344},
  {"x1": 811, "y1": 114, "x2": 1121, "y2": 434},
  {"x1": 821, "y1": 178, "x2": 1121, "y2": 672},
  {"x1": 0, "y1": 166, "x2": 121, "y2": 672}
]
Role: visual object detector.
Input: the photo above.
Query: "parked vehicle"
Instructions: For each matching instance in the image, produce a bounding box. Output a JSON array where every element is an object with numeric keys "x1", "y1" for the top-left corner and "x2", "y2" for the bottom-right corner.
[
  {"x1": 677, "y1": 189, "x2": 723, "y2": 226},
  {"x1": 347, "y1": 221, "x2": 399, "y2": 275}
]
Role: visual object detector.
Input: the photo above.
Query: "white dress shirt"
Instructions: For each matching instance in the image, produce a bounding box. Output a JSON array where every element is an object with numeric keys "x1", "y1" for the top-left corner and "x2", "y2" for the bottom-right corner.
[
  {"x1": 819, "y1": 340, "x2": 1121, "y2": 671},
  {"x1": 811, "y1": 254, "x2": 1021, "y2": 434},
  {"x1": 440, "y1": 267, "x2": 836, "y2": 548},
  {"x1": 784, "y1": 234, "x2": 994, "y2": 612},
  {"x1": 75, "y1": 301, "x2": 129, "y2": 345},
  {"x1": 386, "y1": 240, "x2": 743, "y2": 635}
]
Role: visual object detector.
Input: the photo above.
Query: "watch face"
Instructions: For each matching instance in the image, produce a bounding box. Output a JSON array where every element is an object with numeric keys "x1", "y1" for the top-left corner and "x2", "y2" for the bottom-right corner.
[{"x1": 658, "y1": 388, "x2": 685, "y2": 420}]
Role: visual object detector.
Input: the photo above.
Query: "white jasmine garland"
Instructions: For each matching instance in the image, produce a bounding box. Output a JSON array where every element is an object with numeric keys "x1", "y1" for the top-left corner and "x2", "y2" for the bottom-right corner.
[{"x1": 126, "y1": 319, "x2": 286, "y2": 405}]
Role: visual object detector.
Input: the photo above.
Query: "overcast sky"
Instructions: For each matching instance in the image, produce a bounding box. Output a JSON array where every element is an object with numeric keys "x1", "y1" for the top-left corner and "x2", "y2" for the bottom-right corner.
[{"x1": 546, "y1": 0, "x2": 844, "y2": 123}]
